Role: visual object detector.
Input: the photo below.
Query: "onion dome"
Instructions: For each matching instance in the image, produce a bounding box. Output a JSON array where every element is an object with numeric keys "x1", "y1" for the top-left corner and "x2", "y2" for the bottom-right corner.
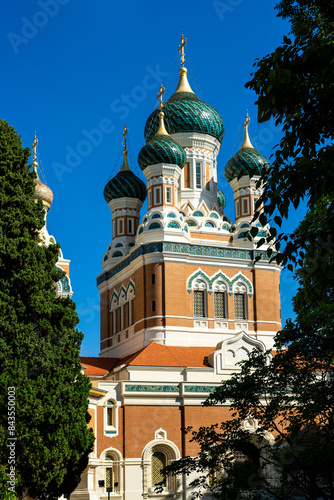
[
  {"x1": 104, "y1": 147, "x2": 147, "y2": 203},
  {"x1": 217, "y1": 188, "x2": 226, "y2": 210},
  {"x1": 144, "y1": 67, "x2": 224, "y2": 143},
  {"x1": 225, "y1": 114, "x2": 270, "y2": 183},
  {"x1": 138, "y1": 109, "x2": 186, "y2": 171},
  {"x1": 31, "y1": 135, "x2": 53, "y2": 211}
]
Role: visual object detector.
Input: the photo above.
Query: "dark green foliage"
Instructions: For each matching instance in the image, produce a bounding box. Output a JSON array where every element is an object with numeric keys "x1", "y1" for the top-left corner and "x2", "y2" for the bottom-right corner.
[
  {"x1": 245, "y1": 0, "x2": 334, "y2": 268},
  {"x1": 0, "y1": 120, "x2": 94, "y2": 499}
]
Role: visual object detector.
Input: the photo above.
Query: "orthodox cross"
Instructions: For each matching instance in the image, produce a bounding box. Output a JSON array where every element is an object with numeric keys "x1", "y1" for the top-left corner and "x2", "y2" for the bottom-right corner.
[
  {"x1": 122, "y1": 124, "x2": 128, "y2": 150},
  {"x1": 32, "y1": 133, "x2": 38, "y2": 171},
  {"x1": 178, "y1": 34, "x2": 187, "y2": 67},
  {"x1": 244, "y1": 112, "x2": 250, "y2": 131},
  {"x1": 157, "y1": 84, "x2": 165, "y2": 110}
]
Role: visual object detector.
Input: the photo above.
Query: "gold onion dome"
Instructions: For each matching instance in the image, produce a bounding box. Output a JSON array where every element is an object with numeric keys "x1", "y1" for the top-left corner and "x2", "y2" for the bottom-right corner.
[
  {"x1": 104, "y1": 126, "x2": 147, "y2": 203},
  {"x1": 225, "y1": 113, "x2": 270, "y2": 183},
  {"x1": 144, "y1": 36, "x2": 224, "y2": 143},
  {"x1": 31, "y1": 135, "x2": 53, "y2": 210},
  {"x1": 138, "y1": 86, "x2": 186, "y2": 171}
]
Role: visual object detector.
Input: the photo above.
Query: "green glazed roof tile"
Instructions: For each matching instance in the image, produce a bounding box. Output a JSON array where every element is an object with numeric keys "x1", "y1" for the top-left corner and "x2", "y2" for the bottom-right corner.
[
  {"x1": 138, "y1": 134, "x2": 186, "y2": 171},
  {"x1": 225, "y1": 147, "x2": 270, "y2": 183},
  {"x1": 104, "y1": 170, "x2": 147, "y2": 203},
  {"x1": 144, "y1": 92, "x2": 224, "y2": 143}
]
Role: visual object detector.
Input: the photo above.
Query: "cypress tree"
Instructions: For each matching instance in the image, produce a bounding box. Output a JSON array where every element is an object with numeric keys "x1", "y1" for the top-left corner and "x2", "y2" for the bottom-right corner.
[{"x1": 0, "y1": 120, "x2": 94, "y2": 499}]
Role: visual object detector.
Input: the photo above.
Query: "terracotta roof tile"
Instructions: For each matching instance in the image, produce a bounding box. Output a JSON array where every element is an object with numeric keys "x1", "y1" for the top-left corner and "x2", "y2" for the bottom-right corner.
[
  {"x1": 81, "y1": 343, "x2": 215, "y2": 376},
  {"x1": 116, "y1": 342, "x2": 213, "y2": 368},
  {"x1": 80, "y1": 356, "x2": 119, "y2": 376}
]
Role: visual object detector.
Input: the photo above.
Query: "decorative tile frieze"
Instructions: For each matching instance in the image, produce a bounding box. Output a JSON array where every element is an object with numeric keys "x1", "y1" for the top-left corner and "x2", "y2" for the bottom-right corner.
[
  {"x1": 184, "y1": 385, "x2": 217, "y2": 393},
  {"x1": 97, "y1": 242, "x2": 270, "y2": 286},
  {"x1": 125, "y1": 384, "x2": 179, "y2": 393}
]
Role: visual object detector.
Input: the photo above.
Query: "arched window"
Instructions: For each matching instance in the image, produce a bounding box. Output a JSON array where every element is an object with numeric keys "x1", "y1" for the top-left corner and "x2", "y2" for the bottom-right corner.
[
  {"x1": 104, "y1": 399, "x2": 118, "y2": 436},
  {"x1": 152, "y1": 451, "x2": 167, "y2": 488},
  {"x1": 141, "y1": 430, "x2": 180, "y2": 497},
  {"x1": 234, "y1": 283, "x2": 247, "y2": 320},
  {"x1": 113, "y1": 309, "x2": 118, "y2": 335},
  {"x1": 214, "y1": 282, "x2": 227, "y2": 319},
  {"x1": 129, "y1": 299, "x2": 134, "y2": 326},
  {"x1": 105, "y1": 453, "x2": 114, "y2": 491},
  {"x1": 106, "y1": 401, "x2": 114, "y2": 426},
  {"x1": 193, "y1": 279, "x2": 207, "y2": 318},
  {"x1": 99, "y1": 449, "x2": 122, "y2": 496}
]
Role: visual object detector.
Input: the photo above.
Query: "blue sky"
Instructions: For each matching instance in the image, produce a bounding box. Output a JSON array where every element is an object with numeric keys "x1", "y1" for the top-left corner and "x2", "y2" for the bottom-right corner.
[{"x1": 1, "y1": 1, "x2": 304, "y2": 356}]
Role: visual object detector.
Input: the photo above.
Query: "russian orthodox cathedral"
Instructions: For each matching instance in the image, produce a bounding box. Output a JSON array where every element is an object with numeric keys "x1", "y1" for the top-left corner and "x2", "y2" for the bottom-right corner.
[{"x1": 42, "y1": 36, "x2": 281, "y2": 499}]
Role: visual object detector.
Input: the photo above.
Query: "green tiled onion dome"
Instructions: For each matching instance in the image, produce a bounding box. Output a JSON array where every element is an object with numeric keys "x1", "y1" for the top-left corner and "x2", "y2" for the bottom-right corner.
[
  {"x1": 225, "y1": 147, "x2": 270, "y2": 183},
  {"x1": 225, "y1": 118, "x2": 270, "y2": 183},
  {"x1": 104, "y1": 150, "x2": 147, "y2": 203},
  {"x1": 138, "y1": 111, "x2": 186, "y2": 171},
  {"x1": 217, "y1": 188, "x2": 226, "y2": 209},
  {"x1": 144, "y1": 68, "x2": 224, "y2": 143}
]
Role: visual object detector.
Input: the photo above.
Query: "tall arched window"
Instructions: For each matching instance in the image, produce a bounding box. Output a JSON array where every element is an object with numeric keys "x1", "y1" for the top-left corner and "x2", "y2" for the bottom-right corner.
[
  {"x1": 142, "y1": 430, "x2": 181, "y2": 497},
  {"x1": 193, "y1": 279, "x2": 207, "y2": 318},
  {"x1": 152, "y1": 451, "x2": 167, "y2": 488},
  {"x1": 105, "y1": 453, "x2": 114, "y2": 491},
  {"x1": 113, "y1": 309, "x2": 118, "y2": 335},
  {"x1": 104, "y1": 399, "x2": 118, "y2": 436},
  {"x1": 129, "y1": 299, "x2": 134, "y2": 326},
  {"x1": 99, "y1": 449, "x2": 122, "y2": 496},
  {"x1": 213, "y1": 281, "x2": 227, "y2": 319},
  {"x1": 234, "y1": 283, "x2": 247, "y2": 320}
]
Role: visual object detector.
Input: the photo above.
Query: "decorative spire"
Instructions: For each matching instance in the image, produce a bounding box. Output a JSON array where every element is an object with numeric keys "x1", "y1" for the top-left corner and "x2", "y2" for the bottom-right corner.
[
  {"x1": 241, "y1": 112, "x2": 254, "y2": 149},
  {"x1": 175, "y1": 34, "x2": 194, "y2": 94},
  {"x1": 157, "y1": 84, "x2": 165, "y2": 110},
  {"x1": 178, "y1": 33, "x2": 187, "y2": 67},
  {"x1": 155, "y1": 85, "x2": 169, "y2": 136},
  {"x1": 32, "y1": 133, "x2": 38, "y2": 172},
  {"x1": 122, "y1": 124, "x2": 128, "y2": 150},
  {"x1": 120, "y1": 124, "x2": 131, "y2": 171}
]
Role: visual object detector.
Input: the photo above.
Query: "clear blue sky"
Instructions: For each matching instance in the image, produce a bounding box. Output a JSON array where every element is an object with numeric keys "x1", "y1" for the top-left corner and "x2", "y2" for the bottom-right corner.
[{"x1": 1, "y1": 1, "x2": 304, "y2": 356}]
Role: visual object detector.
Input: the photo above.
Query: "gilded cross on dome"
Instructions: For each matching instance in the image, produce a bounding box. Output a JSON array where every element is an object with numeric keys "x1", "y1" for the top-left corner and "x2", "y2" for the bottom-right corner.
[
  {"x1": 157, "y1": 84, "x2": 165, "y2": 110},
  {"x1": 32, "y1": 133, "x2": 38, "y2": 171},
  {"x1": 122, "y1": 124, "x2": 128, "y2": 150},
  {"x1": 244, "y1": 112, "x2": 250, "y2": 131},
  {"x1": 178, "y1": 33, "x2": 187, "y2": 67}
]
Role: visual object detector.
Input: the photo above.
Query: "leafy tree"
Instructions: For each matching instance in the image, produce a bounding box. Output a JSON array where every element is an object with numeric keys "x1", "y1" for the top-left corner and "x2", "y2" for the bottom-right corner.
[
  {"x1": 163, "y1": 198, "x2": 334, "y2": 499},
  {"x1": 0, "y1": 120, "x2": 94, "y2": 499},
  {"x1": 0, "y1": 465, "x2": 17, "y2": 500},
  {"x1": 246, "y1": 0, "x2": 334, "y2": 268}
]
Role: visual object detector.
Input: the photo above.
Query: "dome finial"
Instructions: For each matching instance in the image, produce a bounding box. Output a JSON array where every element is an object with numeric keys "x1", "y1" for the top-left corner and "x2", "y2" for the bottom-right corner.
[
  {"x1": 122, "y1": 124, "x2": 128, "y2": 150},
  {"x1": 32, "y1": 133, "x2": 38, "y2": 173},
  {"x1": 178, "y1": 33, "x2": 187, "y2": 68},
  {"x1": 241, "y1": 112, "x2": 254, "y2": 149},
  {"x1": 155, "y1": 85, "x2": 169, "y2": 136},
  {"x1": 175, "y1": 34, "x2": 194, "y2": 94},
  {"x1": 120, "y1": 124, "x2": 131, "y2": 171},
  {"x1": 158, "y1": 83, "x2": 165, "y2": 110}
]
